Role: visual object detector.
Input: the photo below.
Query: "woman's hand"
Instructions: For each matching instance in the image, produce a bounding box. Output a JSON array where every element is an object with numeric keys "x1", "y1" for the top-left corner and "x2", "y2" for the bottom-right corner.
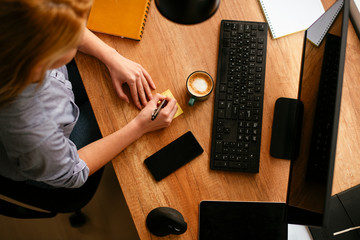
[
  {"x1": 106, "y1": 53, "x2": 156, "y2": 109},
  {"x1": 132, "y1": 93, "x2": 178, "y2": 134},
  {"x1": 77, "y1": 29, "x2": 156, "y2": 109},
  {"x1": 79, "y1": 93, "x2": 177, "y2": 175}
]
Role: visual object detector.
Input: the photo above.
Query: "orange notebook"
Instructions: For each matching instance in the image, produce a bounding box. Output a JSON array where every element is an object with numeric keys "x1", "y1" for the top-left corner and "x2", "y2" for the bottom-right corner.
[{"x1": 87, "y1": 0, "x2": 151, "y2": 41}]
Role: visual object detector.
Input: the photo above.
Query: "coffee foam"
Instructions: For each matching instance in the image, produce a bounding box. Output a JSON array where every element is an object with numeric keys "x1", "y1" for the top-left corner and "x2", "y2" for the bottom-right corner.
[{"x1": 187, "y1": 73, "x2": 213, "y2": 97}]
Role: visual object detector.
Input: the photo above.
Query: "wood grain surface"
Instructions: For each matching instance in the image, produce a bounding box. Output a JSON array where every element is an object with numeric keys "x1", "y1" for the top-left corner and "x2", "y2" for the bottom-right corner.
[{"x1": 75, "y1": 0, "x2": 360, "y2": 239}]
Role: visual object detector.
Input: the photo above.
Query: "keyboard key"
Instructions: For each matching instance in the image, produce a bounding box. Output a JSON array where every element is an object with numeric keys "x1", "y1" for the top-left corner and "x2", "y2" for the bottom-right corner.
[
  {"x1": 215, "y1": 161, "x2": 228, "y2": 167},
  {"x1": 225, "y1": 23, "x2": 231, "y2": 31},
  {"x1": 215, "y1": 141, "x2": 223, "y2": 153},
  {"x1": 218, "y1": 109, "x2": 225, "y2": 118}
]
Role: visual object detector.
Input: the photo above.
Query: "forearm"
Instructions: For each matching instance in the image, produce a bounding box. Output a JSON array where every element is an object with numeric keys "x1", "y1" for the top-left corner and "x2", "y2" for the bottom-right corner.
[
  {"x1": 77, "y1": 28, "x2": 118, "y2": 67},
  {"x1": 78, "y1": 93, "x2": 177, "y2": 175},
  {"x1": 78, "y1": 119, "x2": 144, "y2": 175}
]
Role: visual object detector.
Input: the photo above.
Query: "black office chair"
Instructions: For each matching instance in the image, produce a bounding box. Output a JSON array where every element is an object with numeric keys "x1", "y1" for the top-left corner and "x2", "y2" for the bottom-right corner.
[{"x1": 0, "y1": 168, "x2": 103, "y2": 227}]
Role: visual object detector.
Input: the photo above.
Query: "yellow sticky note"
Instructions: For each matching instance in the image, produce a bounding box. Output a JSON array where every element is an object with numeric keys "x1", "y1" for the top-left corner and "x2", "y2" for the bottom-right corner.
[{"x1": 161, "y1": 89, "x2": 184, "y2": 119}]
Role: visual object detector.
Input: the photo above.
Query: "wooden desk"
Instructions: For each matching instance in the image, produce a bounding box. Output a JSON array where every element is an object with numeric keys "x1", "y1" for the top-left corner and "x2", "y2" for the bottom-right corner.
[{"x1": 75, "y1": 0, "x2": 360, "y2": 239}]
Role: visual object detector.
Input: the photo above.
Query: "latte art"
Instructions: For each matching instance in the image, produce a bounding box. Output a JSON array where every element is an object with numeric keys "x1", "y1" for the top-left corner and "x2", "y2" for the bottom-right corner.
[{"x1": 187, "y1": 73, "x2": 213, "y2": 97}]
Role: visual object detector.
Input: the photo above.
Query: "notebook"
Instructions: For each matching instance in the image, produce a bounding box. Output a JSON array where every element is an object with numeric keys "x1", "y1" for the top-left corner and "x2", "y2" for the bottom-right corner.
[
  {"x1": 307, "y1": 0, "x2": 344, "y2": 46},
  {"x1": 87, "y1": 0, "x2": 151, "y2": 41},
  {"x1": 259, "y1": 0, "x2": 325, "y2": 39}
]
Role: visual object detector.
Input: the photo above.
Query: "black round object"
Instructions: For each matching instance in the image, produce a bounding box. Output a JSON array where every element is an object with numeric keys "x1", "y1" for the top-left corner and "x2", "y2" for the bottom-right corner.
[
  {"x1": 146, "y1": 207, "x2": 188, "y2": 237},
  {"x1": 155, "y1": 0, "x2": 220, "y2": 24}
]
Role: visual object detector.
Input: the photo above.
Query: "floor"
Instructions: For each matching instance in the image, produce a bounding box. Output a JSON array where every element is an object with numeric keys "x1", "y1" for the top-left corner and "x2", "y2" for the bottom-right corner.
[{"x1": 0, "y1": 164, "x2": 140, "y2": 240}]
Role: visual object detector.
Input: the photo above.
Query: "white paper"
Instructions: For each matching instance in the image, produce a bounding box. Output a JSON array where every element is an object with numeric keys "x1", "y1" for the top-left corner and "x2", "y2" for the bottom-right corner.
[
  {"x1": 259, "y1": 0, "x2": 325, "y2": 39},
  {"x1": 288, "y1": 224, "x2": 313, "y2": 240}
]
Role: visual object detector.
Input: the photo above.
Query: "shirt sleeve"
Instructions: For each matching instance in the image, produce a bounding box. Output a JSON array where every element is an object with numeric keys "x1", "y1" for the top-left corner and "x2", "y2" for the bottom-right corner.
[
  {"x1": 0, "y1": 99, "x2": 89, "y2": 189},
  {"x1": 17, "y1": 129, "x2": 90, "y2": 188}
]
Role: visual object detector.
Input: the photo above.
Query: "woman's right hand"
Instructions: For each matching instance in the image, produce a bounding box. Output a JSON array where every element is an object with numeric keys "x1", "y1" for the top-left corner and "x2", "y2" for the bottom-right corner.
[
  {"x1": 132, "y1": 93, "x2": 178, "y2": 134},
  {"x1": 79, "y1": 93, "x2": 177, "y2": 176}
]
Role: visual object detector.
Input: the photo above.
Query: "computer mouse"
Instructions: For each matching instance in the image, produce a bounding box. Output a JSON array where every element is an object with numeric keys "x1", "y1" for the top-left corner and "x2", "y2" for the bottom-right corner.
[{"x1": 146, "y1": 207, "x2": 187, "y2": 237}]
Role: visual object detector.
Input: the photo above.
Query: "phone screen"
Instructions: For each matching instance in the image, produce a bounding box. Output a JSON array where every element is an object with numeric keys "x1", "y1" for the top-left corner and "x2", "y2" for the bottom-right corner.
[{"x1": 144, "y1": 131, "x2": 203, "y2": 181}]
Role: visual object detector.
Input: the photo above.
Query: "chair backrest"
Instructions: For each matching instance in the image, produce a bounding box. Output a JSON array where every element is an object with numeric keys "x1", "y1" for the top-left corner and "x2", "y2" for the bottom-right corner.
[
  {"x1": 0, "y1": 175, "x2": 57, "y2": 219},
  {"x1": 0, "y1": 167, "x2": 104, "y2": 226},
  {"x1": 0, "y1": 198, "x2": 57, "y2": 218}
]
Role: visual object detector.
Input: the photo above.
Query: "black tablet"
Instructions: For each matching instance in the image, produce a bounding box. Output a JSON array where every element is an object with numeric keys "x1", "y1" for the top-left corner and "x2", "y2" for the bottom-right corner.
[{"x1": 199, "y1": 201, "x2": 287, "y2": 240}]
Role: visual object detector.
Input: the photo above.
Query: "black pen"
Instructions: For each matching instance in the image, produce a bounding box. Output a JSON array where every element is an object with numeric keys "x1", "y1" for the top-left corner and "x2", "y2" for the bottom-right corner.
[{"x1": 151, "y1": 99, "x2": 167, "y2": 120}]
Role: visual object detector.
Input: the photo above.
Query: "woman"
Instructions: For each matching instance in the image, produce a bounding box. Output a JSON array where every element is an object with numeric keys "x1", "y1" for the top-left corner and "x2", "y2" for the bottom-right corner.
[{"x1": 0, "y1": 0, "x2": 178, "y2": 190}]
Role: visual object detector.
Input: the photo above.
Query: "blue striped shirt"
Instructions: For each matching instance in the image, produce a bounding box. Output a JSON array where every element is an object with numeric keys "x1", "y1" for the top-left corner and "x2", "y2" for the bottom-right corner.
[{"x1": 0, "y1": 66, "x2": 89, "y2": 188}]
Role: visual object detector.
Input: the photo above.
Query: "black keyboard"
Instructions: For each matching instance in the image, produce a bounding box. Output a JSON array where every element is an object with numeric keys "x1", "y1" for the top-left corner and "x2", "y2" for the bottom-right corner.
[{"x1": 210, "y1": 20, "x2": 268, "y2": 173}]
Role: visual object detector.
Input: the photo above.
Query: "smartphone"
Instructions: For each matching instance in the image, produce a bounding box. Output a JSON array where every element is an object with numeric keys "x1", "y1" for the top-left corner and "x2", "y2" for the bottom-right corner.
[{"x1": 144, "y1": 131, "x2": 203, "y2": 181}]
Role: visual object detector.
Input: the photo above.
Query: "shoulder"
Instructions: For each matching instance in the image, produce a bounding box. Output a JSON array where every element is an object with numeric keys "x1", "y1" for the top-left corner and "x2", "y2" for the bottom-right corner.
[{"x1": 0, "y1": 77, "x2": 57, "y2": 154}]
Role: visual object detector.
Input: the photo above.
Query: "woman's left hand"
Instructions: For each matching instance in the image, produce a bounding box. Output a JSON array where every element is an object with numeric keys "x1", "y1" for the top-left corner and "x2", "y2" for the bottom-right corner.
[
  {"x1": 77, "y1": 29, "x2": 156, "y2": 109},
  {"x1": 106, "y1": 53, "x2": 156, "y2": 109}
]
